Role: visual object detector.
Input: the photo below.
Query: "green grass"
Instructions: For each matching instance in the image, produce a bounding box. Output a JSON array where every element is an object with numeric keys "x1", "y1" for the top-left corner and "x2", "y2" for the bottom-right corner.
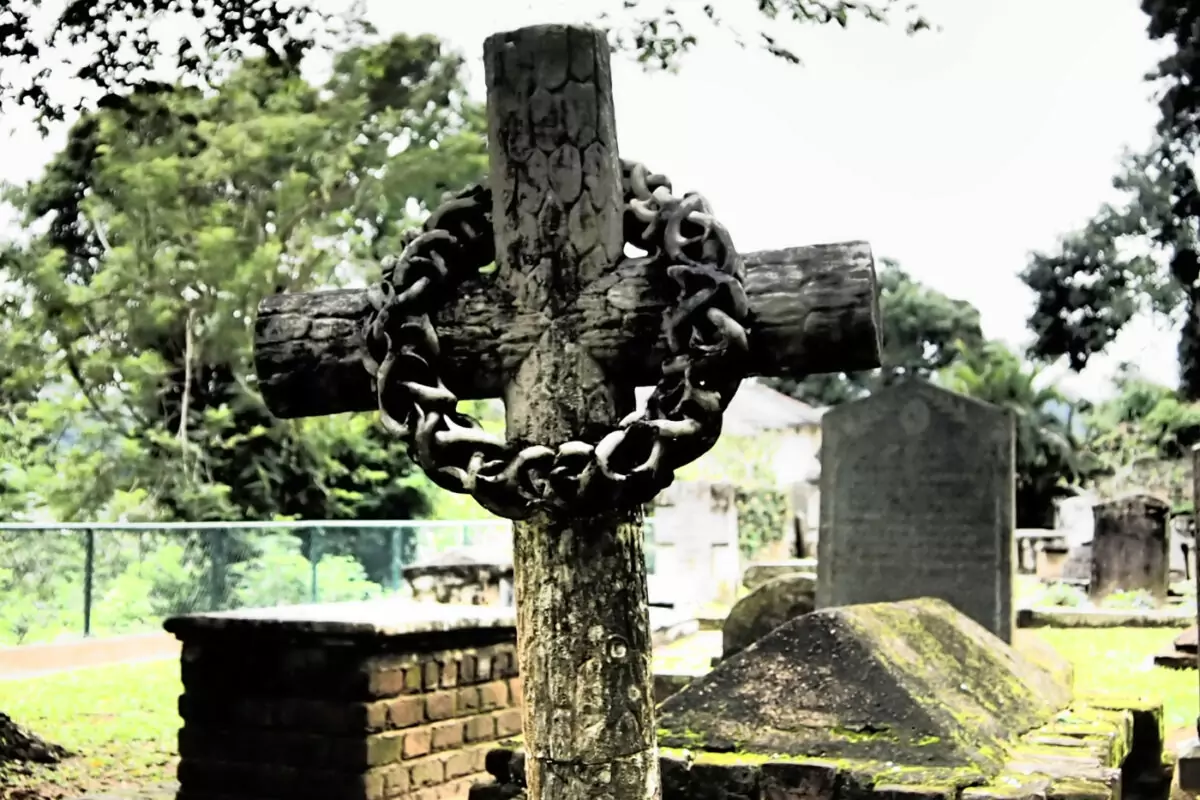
[
  {"x1": 0, "y1": 627, "x2": 1195, "y2": 798},
  {"x1": 0, "y1": 660, "x2": 180, "y2": 799},
  {"x1": 1028, "y1": 627, "x2": 1198, "y2": 734}
]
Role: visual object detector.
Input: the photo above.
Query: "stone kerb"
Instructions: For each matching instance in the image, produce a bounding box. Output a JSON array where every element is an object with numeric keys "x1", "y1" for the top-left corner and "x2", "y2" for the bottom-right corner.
[{"x1": 165, "y1": 600, "x2": 524, "y2": 800}]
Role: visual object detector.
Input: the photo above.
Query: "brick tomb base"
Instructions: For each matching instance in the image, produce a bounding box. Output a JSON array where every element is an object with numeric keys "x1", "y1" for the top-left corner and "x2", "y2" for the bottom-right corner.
[{"x1": 165, "y1": 600, "x2": 524, "y2": 800}]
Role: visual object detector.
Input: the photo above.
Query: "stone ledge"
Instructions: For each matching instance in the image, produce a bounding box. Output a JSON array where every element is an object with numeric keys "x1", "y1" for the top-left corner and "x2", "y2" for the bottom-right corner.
[
  {"x1": 469, "y1": 698, "x2": 1161, "y2": 800},
  {"x1": 1016, "y1": 606, "x2": 1194, "y2": 629},
  {"x1": 164, "y1": 599, "x2": 517, "y2": 640}
]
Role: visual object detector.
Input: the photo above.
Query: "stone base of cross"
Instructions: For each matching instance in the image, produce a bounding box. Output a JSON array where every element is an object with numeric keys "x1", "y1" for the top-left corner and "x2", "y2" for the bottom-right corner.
[{"x1": 253, "y1": 24, "x2": 882, "y2": 800}]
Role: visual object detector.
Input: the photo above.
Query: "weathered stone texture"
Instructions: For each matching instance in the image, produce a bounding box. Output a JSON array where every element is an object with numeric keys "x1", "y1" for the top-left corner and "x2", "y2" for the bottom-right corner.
[{"x1": 817, "y1": 380, "x2": 1016, "y2": 642}]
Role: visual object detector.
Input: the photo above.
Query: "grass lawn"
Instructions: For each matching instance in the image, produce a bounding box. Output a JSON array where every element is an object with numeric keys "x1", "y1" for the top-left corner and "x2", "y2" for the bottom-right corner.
[
  {"x1": 0, "y1": 627, "x2": 1196, "y2": 799},
  {"x1": 0, "y1": 660, "x2": 180, "y2": 799}
]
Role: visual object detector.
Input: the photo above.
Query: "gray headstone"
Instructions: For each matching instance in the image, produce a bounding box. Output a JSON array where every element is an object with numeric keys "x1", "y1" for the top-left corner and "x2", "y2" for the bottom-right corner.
[
  {"x1": 741, "y1": 559, "x2": 818, "y2": 591},
  {"x1": 817, "y1": 380, "x2": 1016, "y2": 641},
  {"x1": 721, "y1": 571, "x2": 816, "y2": 659},
  {"x1": 1090, "y1": 494, "x2": 1170, "y2": 604}
]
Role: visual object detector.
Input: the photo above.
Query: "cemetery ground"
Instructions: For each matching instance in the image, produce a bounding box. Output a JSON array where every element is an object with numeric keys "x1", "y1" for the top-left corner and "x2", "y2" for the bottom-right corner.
[{"x1": 0, "y1": 628, "x2": 1193, "y2": 800}]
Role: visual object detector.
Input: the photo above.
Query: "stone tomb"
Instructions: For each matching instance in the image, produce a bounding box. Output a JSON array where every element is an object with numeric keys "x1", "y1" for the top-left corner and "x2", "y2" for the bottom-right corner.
[
  {"x1": 475, "y1": 597, "x2": 1163, "y2": 800},
  {"x1": 403, "y1": 549, "x2": 515, "y2": 607},
  {"x1": 1090, "y1": 494, "x2": 1170, "y2": 605},
  {"x1": 818, "y1": 380, "x2": 1017, "y2": 641}
]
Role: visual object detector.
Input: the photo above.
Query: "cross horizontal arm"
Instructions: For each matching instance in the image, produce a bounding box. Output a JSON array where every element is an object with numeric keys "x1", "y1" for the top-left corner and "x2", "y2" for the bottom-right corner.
[{"x1": 252, "y1": 240, "x2": 882, "y2": 420}]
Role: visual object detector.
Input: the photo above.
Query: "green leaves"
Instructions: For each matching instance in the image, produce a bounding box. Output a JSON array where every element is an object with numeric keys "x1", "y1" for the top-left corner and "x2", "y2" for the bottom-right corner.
[{"x1": 0, "y1": 31, "x2": 488, "y2": 526}]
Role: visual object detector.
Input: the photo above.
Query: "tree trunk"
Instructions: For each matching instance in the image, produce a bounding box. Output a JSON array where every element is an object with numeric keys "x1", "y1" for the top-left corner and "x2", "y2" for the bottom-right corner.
[{"x1": 485, "y1": 25, "x2": 660, "y2": 800}]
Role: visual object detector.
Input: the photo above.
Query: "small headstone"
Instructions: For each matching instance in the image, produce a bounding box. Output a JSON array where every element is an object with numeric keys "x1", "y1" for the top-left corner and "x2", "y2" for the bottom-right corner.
[
  {"x1": 1090, "y1": 494, "x2": 1170, "y2": 604},
  {"x1": 741, "y1": 558, "x2": 818, "y2": 590},
  {"x1": 817, "y1": 380, "x2": 1016, "y2": 641},
  {"x1": 721, "y1": 571, "x2": 816, "y2": 659}
]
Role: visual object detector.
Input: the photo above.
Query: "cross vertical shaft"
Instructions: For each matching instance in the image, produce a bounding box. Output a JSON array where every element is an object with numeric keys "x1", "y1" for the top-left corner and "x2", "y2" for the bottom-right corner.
[{"x1": 484, "y1": 25, "x2": 659, "y2": 800}]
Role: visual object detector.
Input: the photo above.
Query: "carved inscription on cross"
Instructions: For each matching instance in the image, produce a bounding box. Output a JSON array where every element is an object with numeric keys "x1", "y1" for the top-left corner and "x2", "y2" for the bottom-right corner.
[{"x1": 253, "y1": 24, "x2": 882, "y2": 800}]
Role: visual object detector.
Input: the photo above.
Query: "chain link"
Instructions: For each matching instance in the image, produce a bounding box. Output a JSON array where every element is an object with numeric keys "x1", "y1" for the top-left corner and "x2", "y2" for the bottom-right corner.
[{"x1": 361, "y1": 160, "x2": 751, "y2": 520}]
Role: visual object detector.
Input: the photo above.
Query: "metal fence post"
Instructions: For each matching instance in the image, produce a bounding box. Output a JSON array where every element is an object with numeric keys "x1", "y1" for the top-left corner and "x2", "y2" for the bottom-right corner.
[
  {"x1": 83, "y1": 529, "x2": 95, "y2": 637},
  {"x1": 388, "y1": 527, "x2": 402, "y2": 592},
  {"x1": 310, "y1": 527, "x2": 323, "y2": 603},
  {"x1": 208, "y1": 529, "x2": 227, "y2": 610}
]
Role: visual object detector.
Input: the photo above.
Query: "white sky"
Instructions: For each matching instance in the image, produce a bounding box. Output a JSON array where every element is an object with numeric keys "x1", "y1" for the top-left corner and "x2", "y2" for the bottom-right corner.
[{"x1": 0, "y1": 0, "x2": 1176, "y2": 401}]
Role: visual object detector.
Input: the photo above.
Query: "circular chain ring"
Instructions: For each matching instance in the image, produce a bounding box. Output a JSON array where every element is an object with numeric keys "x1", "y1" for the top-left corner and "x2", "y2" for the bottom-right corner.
[{"x1": 361, "y1": 159, "x2": 752, "y2": 520}]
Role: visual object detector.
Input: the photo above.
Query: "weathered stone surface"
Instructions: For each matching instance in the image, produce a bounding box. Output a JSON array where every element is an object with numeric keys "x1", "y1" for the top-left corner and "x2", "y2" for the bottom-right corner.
[
  {"x1": 720, "y1": 572, "x2": 816, "y2": 659},
  {"x1": 473, "y1": 694, "x2": 1162, "y2": 800},
  {"x1": 741, "y1": 558, "x2": 818, "y2": 591},
  {"x1": 1090, "y1": 494, "x2": 1171, "y2": 604},
  {"x1": 403, "y1": 549, "x2": 515, "y2": 607},
  {"x1": 657, "y1": 597, "x2": 1070, "y2": 768},
  {"x1": 817, "y1": 380, "x2": 1016, "y2": 642}
]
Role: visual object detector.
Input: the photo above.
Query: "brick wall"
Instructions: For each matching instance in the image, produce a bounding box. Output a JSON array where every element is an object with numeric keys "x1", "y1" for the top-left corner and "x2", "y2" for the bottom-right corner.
[{"x1": 166, "y1": 604, "x2": 524, "y2": 800}]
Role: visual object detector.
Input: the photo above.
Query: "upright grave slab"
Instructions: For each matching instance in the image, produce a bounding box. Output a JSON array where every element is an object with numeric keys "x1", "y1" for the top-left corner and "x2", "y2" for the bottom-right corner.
[
  {"x1": 817, "y1": 379, "x2": 1017, "y2": 641},
  {"x1": 247, "y1": 22, "x2": 883, "y2": 800},
  {"x1": 1089, "y1": 494, "x2": 1170, "y2": 605}
]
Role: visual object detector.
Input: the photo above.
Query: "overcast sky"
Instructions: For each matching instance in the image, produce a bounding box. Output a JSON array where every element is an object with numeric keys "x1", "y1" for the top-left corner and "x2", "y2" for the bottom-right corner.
[{"x1": 0, "y1": 0, "x2": 1174, "y2": 400}]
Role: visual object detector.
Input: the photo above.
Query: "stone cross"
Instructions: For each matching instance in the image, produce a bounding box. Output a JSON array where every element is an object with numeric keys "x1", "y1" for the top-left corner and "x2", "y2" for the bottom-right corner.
[{"x1": 253, "y1": 24, "x2": 882, "y2": 800}]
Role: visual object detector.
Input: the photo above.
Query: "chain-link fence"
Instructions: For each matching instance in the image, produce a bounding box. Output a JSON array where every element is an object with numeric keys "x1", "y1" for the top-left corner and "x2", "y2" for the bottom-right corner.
[{"x1": 0, "y1": 518, "x2": 658, "y2": 647}]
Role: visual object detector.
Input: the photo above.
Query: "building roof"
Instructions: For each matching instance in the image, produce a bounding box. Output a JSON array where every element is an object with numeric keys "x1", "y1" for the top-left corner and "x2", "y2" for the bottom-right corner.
[{"x1": 634, "y1": 379, "x2": 823, "y2": 437}]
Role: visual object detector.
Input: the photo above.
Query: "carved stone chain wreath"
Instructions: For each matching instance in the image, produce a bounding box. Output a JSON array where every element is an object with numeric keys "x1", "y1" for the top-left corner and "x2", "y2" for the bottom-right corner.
[{"x1": 361, "y1": 159, "x2": 752, "y2": 521}]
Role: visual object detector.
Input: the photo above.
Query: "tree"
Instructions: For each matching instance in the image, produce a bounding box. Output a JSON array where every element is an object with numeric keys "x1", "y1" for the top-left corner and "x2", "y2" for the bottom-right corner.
[
  {"x1": 939, "y1": 341, "x2": 1100, "y2": 529},
  {"x1": 1020, "y1": 2, "x2": 1200, "y2": 397},
  {"x1": 768, "y1": 259, "x2": 985, "y2": 406},
  {"x1": 1020, "y1": 142, "x2": 1197, "y2": 392},
  {"x1": 0, "y1": 0, "x2": 931, "y2": 128},
  {"x1": 0, "y1": 32, "x2": 487, "y2": 524}
]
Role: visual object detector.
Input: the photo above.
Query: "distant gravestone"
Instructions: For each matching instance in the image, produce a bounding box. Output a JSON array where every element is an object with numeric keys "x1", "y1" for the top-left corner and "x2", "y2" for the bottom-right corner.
[
  {"x1": 817, "y1": 380, "x2": 1016, "y2": 641},
  {"x1": 1090, "y1": 494, "x2": 1170, "y2": 604},
  {"x1": 1061, "y1": 542, "x2": 1092, "y2": 583},
  {"x1": 742, "y1": 558, "x2": 818, "y2": 591},
  {"x1": 721, "y1": 571, "x2": 816, "y2": 659}
]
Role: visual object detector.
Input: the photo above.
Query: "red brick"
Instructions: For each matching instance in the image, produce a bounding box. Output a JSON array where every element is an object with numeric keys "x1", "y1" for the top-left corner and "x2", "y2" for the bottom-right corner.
[
  {"x1": 410, "y1": 756, "x2": 446, "y2": 787},
  {"x1": 495, "y1": 709, "x2": 522, "y2": 737},
  {"x1": 475, "y1": 653, "x2": 493, "y2": 682},
  {"x1": 440, "y1": 776, "x2": 484, "y2": 799},
  {"x1": 369, "y1": 667, "x2": 408, "y2": 697},
  {"x1": 366, "y1": 731, "x2": 406, "y2": 766},
  {"x1": 383, "y1": 762, "x2": 410, "y2": 796},
  {"x1": 444, "y1": 749, "x2": 475, "y2": 779},
  {"x1": 465, "y1": 714, "x2": 496, "y2": 743},
  {"x1": 431, "y1": 720, "x2": 465, "y2": 751},
  {"x1": 467, "y1": 743, "x2": 490, "y2": 773},
  {"x1": 404, "y1": 665, "x2": 424, "y2": 693},
  {"x1": 459, "y1": 653, "x2": 478, "y2": 684},
  {"x1": 423, "y1": 661, "x2": 440, "y2": 690},
  {"x1": 404, "y1": 727, "x2": 432, "y2": 759},
  {"x1": 479, "y1": 681, "x2": 509, "y2": 710},
  {"x1": 390, "y1": 696, "x2": 424, "y2": 729},
  {"x1": 456, "y1": 687, "x2": 480, "y2": 715},
  {"x1": 425, "y1": 690, "x2": 455, "y2": 722},
  {"x1": 440, "y1": 657, "x2": 459, "y2": 689}
]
